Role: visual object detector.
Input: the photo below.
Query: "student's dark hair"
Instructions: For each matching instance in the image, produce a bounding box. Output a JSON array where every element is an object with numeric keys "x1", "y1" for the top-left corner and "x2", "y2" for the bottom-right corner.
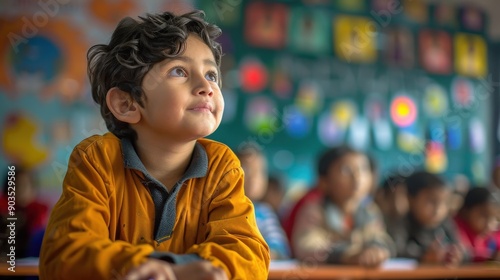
[
  {"x1": 460, "y1": 187, "x2": 493, "y2": 211},
  {"x1": 268, "y1": 174, "x2": 285, "y2": 193},
  {"x1": 88, "y1": 10, "x2": 222, "y2": 140},
  {"x1": 317, "y1": 145, "x2": 359, "y2": 177},
  {"x1": 406, "y1": 171, "x2": 446, "y2": 197}
]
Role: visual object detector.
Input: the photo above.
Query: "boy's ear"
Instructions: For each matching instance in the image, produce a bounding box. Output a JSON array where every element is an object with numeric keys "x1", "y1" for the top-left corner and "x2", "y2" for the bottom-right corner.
[{"x1": 106, "y1": 87, "x2": 141, "y2": 124}]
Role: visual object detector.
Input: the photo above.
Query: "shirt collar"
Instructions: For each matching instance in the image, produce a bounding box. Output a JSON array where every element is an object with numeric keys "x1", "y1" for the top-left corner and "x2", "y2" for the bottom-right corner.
[{"x1": 121, "y1": 138, "x2": 208, "y2": 184}]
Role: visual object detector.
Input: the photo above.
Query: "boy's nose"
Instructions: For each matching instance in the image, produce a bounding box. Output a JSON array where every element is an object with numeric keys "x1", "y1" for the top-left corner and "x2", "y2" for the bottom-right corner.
[{"x1": 193, "y1": 75, "x2": 214, "y2": 96}]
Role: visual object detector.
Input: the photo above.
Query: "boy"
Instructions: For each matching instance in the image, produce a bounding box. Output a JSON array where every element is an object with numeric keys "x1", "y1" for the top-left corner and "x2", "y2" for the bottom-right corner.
[
  {"x1": 374, "y1": 173, "x2": 409, "y2": 249},
  {"x1": 289, "y1": 146, "x2": 394, "y2": 266},
  {"x1": 39, "y1": 11, "x2": 270, "y2": 280},
  {"x1": 390, "y1": 171, "x2": 464, "y2": 265}
]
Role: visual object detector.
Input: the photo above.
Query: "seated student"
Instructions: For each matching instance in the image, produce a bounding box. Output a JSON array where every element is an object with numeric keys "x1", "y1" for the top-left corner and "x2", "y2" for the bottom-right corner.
[
  {"x1": 374, "y1": 173, "x2": 409, "y2": 249},
  {"x1": 0, "y1": 167, "x2": 48, "y2": 260},
  {"x1": 289, "y1": 146, "x2": 394, "y2": 266},
  {"x1": 39, "y1": 11, "x2": 269, "y2": 280},
  {"x1": 262, "y1": 174, "x2": 287, "y2": 219},
  {"x1": 390, "y1": 171, "x2": 464, "y2": 265},
  {"x1": 237, "y1": 144, "x2": 291, "y2": 260},
  {"x1": 454, "y1": 187, "x2": 500, "y2": 262}
]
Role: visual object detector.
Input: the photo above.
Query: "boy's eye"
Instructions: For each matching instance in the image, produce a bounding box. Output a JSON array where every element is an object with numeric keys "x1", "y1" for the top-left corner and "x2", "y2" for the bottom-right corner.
[
  {"x1": 168, "y1": 67, "x2": 187, "y2": 77},
  {"x1": 206, "y1": 71, "x2": 218, "y2": 82}
]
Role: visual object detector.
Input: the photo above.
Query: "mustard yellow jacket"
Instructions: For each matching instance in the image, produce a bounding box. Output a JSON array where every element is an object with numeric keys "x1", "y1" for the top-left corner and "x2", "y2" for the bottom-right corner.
[{"x1": 40, "y1": 133, "x2": 270, "y2": 279}]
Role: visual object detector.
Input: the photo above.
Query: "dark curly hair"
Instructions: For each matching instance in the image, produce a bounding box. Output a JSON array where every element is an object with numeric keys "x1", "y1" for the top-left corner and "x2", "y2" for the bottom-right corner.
[{"x1": 87, "y1": 10, "x2": 223, "y2": 140}]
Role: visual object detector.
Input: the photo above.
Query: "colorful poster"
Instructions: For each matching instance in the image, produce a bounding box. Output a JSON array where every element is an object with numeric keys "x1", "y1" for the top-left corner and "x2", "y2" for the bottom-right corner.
[
  {"x1": 334, "y1": 16, "x2": 377, "y2": 63},
  {"x1": 397, "y1": 125, "x2": 424, "y2": 154},
  {"x1": 332, "y1": 100, "x2": 357, "y2": 129},
  {"x1": 318, "y1": 112, "x2": 345, "y2": 147},
  {"x1": 364, "y1": 95, "x2": 387, "y2": 121},
  {"x1": 89, "y1": 0, "x2": 138, "y2": 27},
  {"x1": 288, "y1": 8, "x2": 329, "y2": 54},
  {"x1": 0, "y1": 18, "x2": 87, "y2": 101},
  {"x1": 385, "y1": 27, "x2": 414, "y2": 68},
  {"x1": 348, "y1": 117, "x2": 370, "y2": 150},
  {"x1": 2, "y1": 113, "x2": 49, "y2": 169},
  {"x1": 202, "y1": 0, "x2": 240, "y2": 26},
  {"x1": 434, "y1": 4, "x2": 456, "y2": 27},
  {"x1": 451, "y1": 77, "x2": 474, "y2": 108},
  {"x1": 244, "y1": 2, "x2": 288, "y2": 49},
  {"x1": 447, "y1": 121, "x2": 462, "y2": 150},
  {"x1": 419, "y1": 30, "x2": 452, "y2": 74},
  {"x1": 284, "y1": 105, "x2": 311, "y2": 138},
  {"x1": 403, "y1": 0, "x2": 428, "y2": 23},
  {"x1": 239, "y1": 57, "x2": 268, "y2": 93},
  {"x1": 455, "y1": 33, "x2": 487, "y2": 77},
  {"x1": 373, "y1": 119, "x2": 393, "y2": 150},
  {"x1": 423, "y1": 84, "x2": 448, "y2": 118},
  {"x1": 271, "y1": 66, "x2": 293, "y2": 99},
  {"x1": 295, "y1": 81, "x2": 323, "y2": 115},
  {"x1": 336, "y1": 0, "x2": 366, "y2": 11},
  {"x1": 425, "y1": 142, "x2": 448, "y2": 173},
  {"x1": 390, "y1": 95, "x2": 418, "y2": 128},
  {"x1": 244, "y1": 96, "x2": 277, "y2": 133},
  {"x1": 469, "y1": 117, "x2": 486, "y2": 153},
  {"x1": 459, "y1": 6, "x2": 485, "y2": 31}
]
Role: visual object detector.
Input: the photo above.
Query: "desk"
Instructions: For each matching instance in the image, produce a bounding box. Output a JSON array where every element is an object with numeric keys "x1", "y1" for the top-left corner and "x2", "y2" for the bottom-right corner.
[
  {"x1": 2, "y1": 261, "x2": 500, "y2": 279},
  {"x1": 0, "y1": 263, "x2": 38, "y2": 276},
  {"x1": 268, "y1": 264, "x2": 500, "y2": 280}
]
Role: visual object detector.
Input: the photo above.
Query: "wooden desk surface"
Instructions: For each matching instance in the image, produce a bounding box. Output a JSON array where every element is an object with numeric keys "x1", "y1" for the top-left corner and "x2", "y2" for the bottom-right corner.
[
  {"x1": 2, "y1": 261, "x2": 500, "y2": 279},
  {"x1": 0, "y1": 263, "x2": 39, "y2": 276},
  {"x1": 268, "y1": 264, "x2": 500, "y2": 280}
]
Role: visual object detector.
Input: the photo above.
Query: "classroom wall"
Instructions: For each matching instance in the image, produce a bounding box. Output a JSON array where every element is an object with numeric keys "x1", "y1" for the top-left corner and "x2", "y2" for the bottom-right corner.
[{"x1": 0, "y1": 0, "x2": 497, "y2": 203}]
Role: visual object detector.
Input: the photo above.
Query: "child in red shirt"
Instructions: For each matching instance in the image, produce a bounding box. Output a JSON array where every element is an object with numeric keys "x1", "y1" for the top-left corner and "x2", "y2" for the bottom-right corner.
[{"x1": 454, "y1": 187, "x2": 500, "y2": 262}]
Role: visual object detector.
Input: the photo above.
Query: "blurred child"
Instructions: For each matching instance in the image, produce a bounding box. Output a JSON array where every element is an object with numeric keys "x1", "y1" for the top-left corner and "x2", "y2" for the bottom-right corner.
[
  {"x1": 449, "y1": 174, "x2": 470, "y2": 217},
  {"x1": 390, "y1": 171, "x2": 464, "y2": 265},
  {"x1": 238, "y1": 144, "x2": 291, "y2": 260},
  {"x1": 0, "y1": 166, "x2": 48, "y2": 260},
  {"x1": 454, "y1": 187, "x2": 500, "y2": 262},
  {"x1": 262, "y1": 174, "x2": 287, "y2": 218},
  {"x1": 374, "y1": 173, "x2": 409, "y2": 247},
  {"x1": 492, "y1": 156, "x2": 500, "y2": 190},
  {"x1": 289, "y1": 146, "x2": 394, "y2": 267}
]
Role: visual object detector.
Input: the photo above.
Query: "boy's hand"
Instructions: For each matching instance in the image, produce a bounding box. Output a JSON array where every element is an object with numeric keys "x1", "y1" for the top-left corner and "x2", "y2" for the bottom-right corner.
[
  {"x1": 357, "y1": 246, "x2": 390, "y2": 267},
  {"x1": 420, "y1": 239, "x2": 446, "y2": 264},
  {"x1": 125, "y1": 259, "x2": 228, "y2": 280},
  {"x1": 444, "y1": 244, "x2": 463, "y2": 267},
  {"x1": 344, "y1": 246, "x2": 390, "y2": 267}
]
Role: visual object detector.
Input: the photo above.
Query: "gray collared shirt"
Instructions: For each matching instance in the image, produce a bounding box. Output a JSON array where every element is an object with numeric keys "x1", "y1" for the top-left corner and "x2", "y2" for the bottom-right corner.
[{"x1": 121, "y1": 138, "x2": 208, "y2": 244}]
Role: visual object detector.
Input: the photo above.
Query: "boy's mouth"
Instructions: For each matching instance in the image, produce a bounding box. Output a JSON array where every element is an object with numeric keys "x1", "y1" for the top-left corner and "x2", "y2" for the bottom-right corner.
[{"x1": 189, "y1": 102, "x2": 213, "y2": 112}]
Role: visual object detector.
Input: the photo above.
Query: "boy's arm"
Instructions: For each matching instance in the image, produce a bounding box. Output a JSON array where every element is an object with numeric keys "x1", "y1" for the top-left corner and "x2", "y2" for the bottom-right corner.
[
  {"x1": 183, "y1": 167, "x2": 270, "y2": 279},
  {"x1": 291, "y1": 200, "x2": 342, "y2": 263},
  {"x1": 39, "y1": 146, "x2": 154, "y2": 280}
]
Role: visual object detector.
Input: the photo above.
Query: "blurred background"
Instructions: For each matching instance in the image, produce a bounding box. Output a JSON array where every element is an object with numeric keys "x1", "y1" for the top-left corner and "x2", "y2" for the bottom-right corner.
[{"x1": 1, "y1": 0, "x2": 499, "y2": 206}]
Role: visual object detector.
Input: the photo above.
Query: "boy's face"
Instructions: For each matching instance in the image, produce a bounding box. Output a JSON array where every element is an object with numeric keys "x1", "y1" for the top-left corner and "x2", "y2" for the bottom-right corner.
[
  {"x1": 241, "y1": 152, "x2": 268, "y2": 201},
  {"x1": 320, "y1": 153, "x2": 372, "y2": 206},
  {"x1": 463, "y1": 202, "x2": 497, "y2": 235},
  {"x1": 409, "y1": 186, "x2": 450, "y2": 228},
  {"x1": 137, "y1": 35, "x2": 223, "y2": 141}
]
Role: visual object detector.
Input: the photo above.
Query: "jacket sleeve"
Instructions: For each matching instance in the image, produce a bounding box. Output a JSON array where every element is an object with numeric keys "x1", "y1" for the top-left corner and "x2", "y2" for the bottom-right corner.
[
  {"x1": 39, "y1": 146, "x2": 154, "y2": 280},
  {"x1": 185, "y1": 167, "x2": 270, "y2": 279}
]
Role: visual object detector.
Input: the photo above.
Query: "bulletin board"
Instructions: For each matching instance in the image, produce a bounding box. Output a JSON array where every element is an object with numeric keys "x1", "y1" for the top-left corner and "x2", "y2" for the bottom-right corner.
[{"x1": 201, "y1": 0, "x2": 493, "y2": 188}]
